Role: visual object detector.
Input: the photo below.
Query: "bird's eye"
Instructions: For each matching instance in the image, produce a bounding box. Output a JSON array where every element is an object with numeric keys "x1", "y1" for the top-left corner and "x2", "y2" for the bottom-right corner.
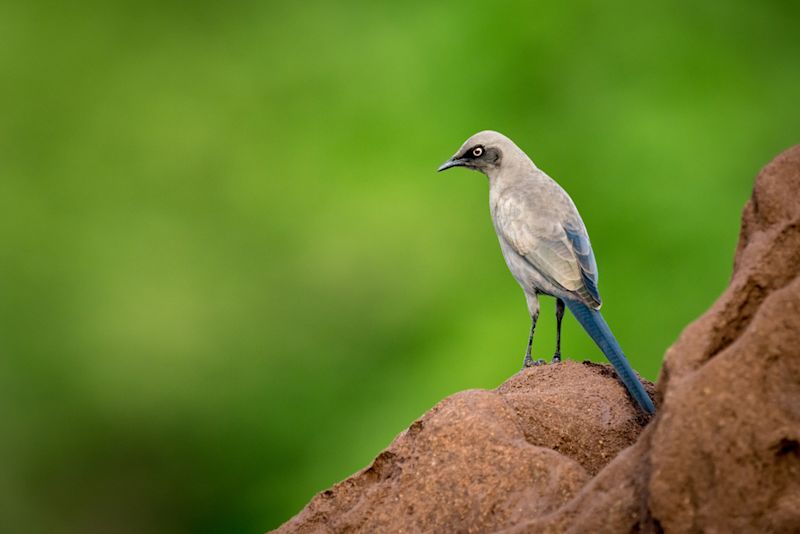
[{"x1": 472, "y1": 147, "x2": 484, "y2": 157}]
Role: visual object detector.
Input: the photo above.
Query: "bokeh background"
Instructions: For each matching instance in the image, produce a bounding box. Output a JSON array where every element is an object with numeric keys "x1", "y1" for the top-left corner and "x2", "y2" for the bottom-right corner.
[{"x1": 2, "y1": 1, "x2": 798, "y2": 532}]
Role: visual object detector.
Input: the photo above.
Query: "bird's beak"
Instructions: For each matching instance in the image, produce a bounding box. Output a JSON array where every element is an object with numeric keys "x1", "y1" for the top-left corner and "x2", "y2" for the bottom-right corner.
[{"x1": 437, "y1": 157, "x2": 466, "y2": 172}]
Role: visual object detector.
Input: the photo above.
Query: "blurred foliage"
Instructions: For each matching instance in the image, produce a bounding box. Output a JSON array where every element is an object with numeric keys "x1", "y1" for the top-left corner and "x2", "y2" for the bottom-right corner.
[{"x1": 1, "y1": 0, "x2": 798, "y2": 532}]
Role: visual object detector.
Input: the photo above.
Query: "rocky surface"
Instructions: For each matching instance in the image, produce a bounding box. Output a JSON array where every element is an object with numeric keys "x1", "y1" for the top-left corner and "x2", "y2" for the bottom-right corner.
[
  {"x1": 276, "y1": 362, "x2": 654, "y2": 534},
  {"x1": 275, "y1": 146, "x2": 800, "y2": 533}
]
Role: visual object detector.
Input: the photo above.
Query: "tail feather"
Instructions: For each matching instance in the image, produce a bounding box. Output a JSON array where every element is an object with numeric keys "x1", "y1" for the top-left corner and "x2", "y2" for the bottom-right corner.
[{"x1": 564, "y1": 299, "x2": 656, "y2": 414}]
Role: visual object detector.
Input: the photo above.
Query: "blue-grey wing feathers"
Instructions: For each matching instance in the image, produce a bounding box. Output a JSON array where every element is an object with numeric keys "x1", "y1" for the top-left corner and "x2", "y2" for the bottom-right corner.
[{"x1": 564, "y1": 225, "x2": 601, "y2": 308}]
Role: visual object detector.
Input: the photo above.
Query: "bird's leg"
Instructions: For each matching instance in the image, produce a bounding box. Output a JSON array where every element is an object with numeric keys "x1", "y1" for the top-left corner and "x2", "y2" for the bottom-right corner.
[
  {"x1": 522, "y1": 292, "x2": 543, "y2": 368},
  {"x1": 553, "y1": 298, "x2": 565, "y2": 363},
  {"x1": 522, "y1": 310, "x2": 540, "y2": 368}
]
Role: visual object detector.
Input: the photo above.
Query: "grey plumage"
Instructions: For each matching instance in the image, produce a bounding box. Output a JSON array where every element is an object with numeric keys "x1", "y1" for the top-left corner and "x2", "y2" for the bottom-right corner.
[{"x1": 438, "y1": 131, "x2": 655, "y2": 413}]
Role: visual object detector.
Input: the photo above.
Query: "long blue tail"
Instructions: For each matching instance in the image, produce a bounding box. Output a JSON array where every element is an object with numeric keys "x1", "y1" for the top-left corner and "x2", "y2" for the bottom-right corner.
[{"x1": 564, "y1": 299, "x2": 655, "y2": 414}]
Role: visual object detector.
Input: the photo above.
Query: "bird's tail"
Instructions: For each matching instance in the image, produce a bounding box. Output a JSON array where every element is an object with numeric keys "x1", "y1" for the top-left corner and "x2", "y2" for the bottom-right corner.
[{"x1": 564, "y1": 300, "x2": 656, "y2": 414}]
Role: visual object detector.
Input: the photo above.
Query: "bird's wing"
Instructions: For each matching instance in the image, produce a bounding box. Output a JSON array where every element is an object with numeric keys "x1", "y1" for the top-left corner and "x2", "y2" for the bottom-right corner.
[
  {"x1": 498, "y1": 198, "x2": 602, "y2": 308},
  {"x1": 563, "y1": 223, "x2": 601, "y2": 307}
]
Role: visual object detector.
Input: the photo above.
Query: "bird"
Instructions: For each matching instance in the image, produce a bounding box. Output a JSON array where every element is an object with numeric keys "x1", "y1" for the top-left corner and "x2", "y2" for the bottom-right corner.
[{"x1": 437, "y1": 130, "x2": 655, "y2": 414}]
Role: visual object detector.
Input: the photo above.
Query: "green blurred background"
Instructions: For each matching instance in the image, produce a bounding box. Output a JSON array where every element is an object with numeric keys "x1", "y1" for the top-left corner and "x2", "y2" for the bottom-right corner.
[{"x1": 1, "y1": 0, "x2": 798, "y2": 532}]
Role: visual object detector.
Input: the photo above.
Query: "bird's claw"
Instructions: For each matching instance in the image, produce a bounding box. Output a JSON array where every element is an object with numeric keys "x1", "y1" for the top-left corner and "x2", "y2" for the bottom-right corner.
[
  {"x1": 552, "y1": 353, "x2": 561, "y2": 364},
  {"x1": 522, "y1": 355, "x2": 546, "y2": 368},
  {"x1": 523, "y1": 356, "x2": 554, "y2": 369}
]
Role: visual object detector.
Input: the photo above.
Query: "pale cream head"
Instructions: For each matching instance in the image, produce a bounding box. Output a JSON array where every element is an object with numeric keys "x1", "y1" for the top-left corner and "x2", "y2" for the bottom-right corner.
[{"x1": 437, "y1": 130, "x2": 531, "y2": 177}]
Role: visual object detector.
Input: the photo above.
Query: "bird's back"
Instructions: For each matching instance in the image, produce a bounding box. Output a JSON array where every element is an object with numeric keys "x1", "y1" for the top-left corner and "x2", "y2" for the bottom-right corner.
[{"x1": 489, "y1": 166, "x2": 601, "y2": 308}]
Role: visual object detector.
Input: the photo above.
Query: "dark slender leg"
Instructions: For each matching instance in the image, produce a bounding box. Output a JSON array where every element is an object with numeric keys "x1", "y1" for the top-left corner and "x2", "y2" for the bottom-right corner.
[
  {"x1": 553, "y1": 298, "x2": 565, "y2": 363},
  {"x1": 522, "y1": 310, "x2": 540, "y2": 368}
]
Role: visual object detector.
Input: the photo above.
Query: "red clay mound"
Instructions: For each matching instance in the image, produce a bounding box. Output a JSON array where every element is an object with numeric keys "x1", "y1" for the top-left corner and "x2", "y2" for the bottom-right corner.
[
  {"x1": 276, "y1": 362, "x2": 653, "y2": 533},
  {"x1": 275, "y1": 145, "x2": 800, "y2": 534}
]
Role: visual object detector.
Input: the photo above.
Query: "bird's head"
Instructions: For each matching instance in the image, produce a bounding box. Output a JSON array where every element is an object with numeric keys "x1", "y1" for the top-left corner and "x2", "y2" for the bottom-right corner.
[{"x1": 437, "y1": 130, "x2": 523, "y2": 177}]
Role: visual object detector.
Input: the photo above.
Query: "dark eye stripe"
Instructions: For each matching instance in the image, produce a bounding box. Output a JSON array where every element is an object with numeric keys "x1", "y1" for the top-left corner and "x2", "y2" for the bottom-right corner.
[{"x1": 463, "y1": 145, "x2": 484, "y2": 159}]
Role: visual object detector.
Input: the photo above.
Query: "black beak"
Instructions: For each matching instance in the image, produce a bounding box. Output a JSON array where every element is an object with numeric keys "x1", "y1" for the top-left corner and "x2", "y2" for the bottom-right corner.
[{"x1": 437, "y1": 157, "x2": 467, "y2": 172}]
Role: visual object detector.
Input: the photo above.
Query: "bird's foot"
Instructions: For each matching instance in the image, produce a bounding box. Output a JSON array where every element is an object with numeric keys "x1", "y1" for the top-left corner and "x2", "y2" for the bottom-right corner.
[
  {"x1": 522, "y1": 355, "x2": 547, "y2": 369},
  {"x1": 551, "y1": 352, "x2": 561, "y2": 364}
]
